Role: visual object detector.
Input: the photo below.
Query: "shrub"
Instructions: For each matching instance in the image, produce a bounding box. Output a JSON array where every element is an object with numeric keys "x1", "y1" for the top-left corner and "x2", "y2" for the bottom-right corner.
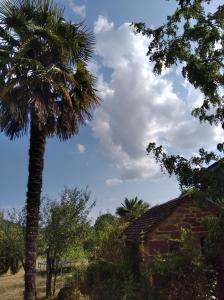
[{"x1": 148, "y1": 229, "x2": 216, "y2": 300}]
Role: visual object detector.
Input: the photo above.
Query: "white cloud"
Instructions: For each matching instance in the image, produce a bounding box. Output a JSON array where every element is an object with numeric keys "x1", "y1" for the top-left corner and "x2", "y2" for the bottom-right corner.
[
  {"x1": 94, "y1": 15, "x2": 114, "y2": 34},
  {"x1": 67, "y1": 0, "x2": 86, "y2": 18},
  {"x1": 91, "y1": 16, "x2": 223, "y2": 185},
  {"x1": 106, "y1": 178, "x2": 123, "y2": 187},
  {"x1": 77, "y1": 143, "x2": 86, "y2": 154}
]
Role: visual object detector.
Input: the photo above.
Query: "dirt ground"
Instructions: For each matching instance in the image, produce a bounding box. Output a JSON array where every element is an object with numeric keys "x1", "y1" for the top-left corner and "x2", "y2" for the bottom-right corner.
[{"x1": 0, "y1": 270, "x2": 63, "y2": 300}]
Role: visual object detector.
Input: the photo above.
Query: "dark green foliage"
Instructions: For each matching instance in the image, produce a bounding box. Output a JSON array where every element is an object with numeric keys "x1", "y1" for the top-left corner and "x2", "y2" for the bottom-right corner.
[
  {"x1": 79, "y1": 252, "x2": 147, "y2": 299},
  {"x1": 133, "y1": 1, "x2": 224, "y2": 145},
  {"x1": 83, "y1": 213, "x2": 120, "y2": 259},
  {"x1": 147, "y1": 143, "x2": 224, "y2": 204},
  {"x1": 83, "y1": 212, "x2": 118, "y2": 257},
  {"x1": 134, "y1": 6, "x2": 224, "y2": 297},
  {"x1": 134, "y1": 0, "x2": 224, "y2": 197},
  {"x1": 74, "y1": 218, "x2": 150, "y2": 300},
  {"x1": 41, "y1": 187, "x2": 94, "y2": 251},
  {"x1": 149, "y1": 229, "x2": 216, "y2": 300},
  {"x1": 57, "y1": 284, "x2": 77, "y2": 300},
  {"x1": 0, "y1": 211, "x2": 24, "y2": 275},
  {"x1": 203, "y1": 212, "x2": 224, "y2": 258},
  {"x1": 0, "y1": 254, "x2": 9, "y2": 275},
  {"x1": 0, "y1": 0, "x2": 99, "y2": 140},
  {"x1": 82, "y1": 261, "x2": 139, "y2": 299},
  {"x1": 40, "y1": 187, "x2": 94, "y2": 297},
  {"x1": 94, "y1": 213, "x2": 117, "y2": 232},
  {"x1": 0, "y1": 1, "x2": 99, "y2": 297},
  {"x1": 116, "y1": 197, "x2": 150, "y2": 222},
  {"x1": 57, "y1": 272, "x2": 83, "y2": 300}
]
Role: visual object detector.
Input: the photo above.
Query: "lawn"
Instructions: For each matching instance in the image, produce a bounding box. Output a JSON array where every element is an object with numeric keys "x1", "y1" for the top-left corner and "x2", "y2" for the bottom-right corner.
[{"x1": 0, "y1": 270, "x2": 64, "y2": 300}]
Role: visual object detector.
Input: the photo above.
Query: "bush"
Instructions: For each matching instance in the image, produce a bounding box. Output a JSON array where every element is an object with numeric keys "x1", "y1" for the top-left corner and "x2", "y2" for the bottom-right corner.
[{"x1": 148, "y1": 229, "x2": 216, "y2": 300}]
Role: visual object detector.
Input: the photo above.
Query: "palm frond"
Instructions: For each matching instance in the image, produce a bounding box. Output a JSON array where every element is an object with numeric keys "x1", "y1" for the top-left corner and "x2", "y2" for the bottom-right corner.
[
  {"x1": 0, "y1": 26, "x2": 19, "y2": 46},
  {"x1": 0, "y1": 0, "x2": 99, "y2": 139},
  {"x1": 116, "y1": 197, "x2": 150, "y2": 221}
]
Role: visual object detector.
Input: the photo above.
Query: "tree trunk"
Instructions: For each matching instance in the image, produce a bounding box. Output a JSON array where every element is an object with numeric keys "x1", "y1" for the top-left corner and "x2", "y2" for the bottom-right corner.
[
  {"x1": 53, "y1": 265, "x2": 57, "y2": 296},
  {"x1": 46, "y1": 250, "x2": 53, "y2": 298},
  {"x1": 24, "y1": 121, "x2": 46, "y2": 300},
  {"x1": 217, "y1": 256, "x2": 224, "y2": 300}
]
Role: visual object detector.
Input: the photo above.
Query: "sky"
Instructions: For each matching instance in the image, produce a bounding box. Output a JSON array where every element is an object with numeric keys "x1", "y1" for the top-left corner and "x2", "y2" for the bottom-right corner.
[{"x1": 0, "y1": 0, "x2": 223, "y2": 220}]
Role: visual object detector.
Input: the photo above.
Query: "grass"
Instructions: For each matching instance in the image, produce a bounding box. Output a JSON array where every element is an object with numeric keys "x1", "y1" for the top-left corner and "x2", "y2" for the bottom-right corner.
[{"x1": 0, "y1": 270, "x2": 64, "y2": 300}]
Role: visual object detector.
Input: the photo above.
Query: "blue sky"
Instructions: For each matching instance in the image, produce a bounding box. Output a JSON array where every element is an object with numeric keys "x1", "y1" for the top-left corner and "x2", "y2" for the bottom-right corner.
[{"x1": 0, "y1": 0, "x2": 223, "y2": 220}]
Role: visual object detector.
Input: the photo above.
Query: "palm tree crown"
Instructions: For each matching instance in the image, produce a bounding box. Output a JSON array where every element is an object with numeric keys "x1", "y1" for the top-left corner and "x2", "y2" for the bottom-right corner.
[
  {"x1": 116, "y1": 197, "x2": 150, "y2": 222},
  {"x1": 0, "y1": 0, "x2": 99, "y2": 139}
]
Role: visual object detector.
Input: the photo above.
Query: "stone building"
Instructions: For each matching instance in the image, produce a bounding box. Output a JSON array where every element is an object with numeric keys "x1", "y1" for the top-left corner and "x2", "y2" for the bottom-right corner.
[{"x1": 125, "y1": 195, "x2": 219, "y2": 263}]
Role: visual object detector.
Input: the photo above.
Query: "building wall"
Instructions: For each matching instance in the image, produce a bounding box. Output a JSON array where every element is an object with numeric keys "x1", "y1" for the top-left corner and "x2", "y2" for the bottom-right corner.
[{"x1": 141, "y1": 197, "x2": 218, "y2": 263}]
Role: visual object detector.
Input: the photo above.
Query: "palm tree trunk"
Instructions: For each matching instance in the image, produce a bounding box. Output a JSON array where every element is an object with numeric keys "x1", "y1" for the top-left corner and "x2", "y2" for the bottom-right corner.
[{"x1": 24, "y1": 120, "x2": 46, "y2": 300}]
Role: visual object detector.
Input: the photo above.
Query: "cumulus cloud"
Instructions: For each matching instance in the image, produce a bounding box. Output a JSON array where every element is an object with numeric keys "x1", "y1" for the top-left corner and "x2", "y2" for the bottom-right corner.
[
  {"x1": 91, "y1": 16, "x2": 222, "y2": 185},
  {"x1": 67, "y1": 0, "x2": 86, "y2": 18},
  {"x1": 94, "y1": 15, "x2": 114, "y2": 34},
  {"x1": 106, "y1": 178, "x2": 123, "y2": 187},
  {"x1": 77, "y1": 144, "x2": 86, "y2": 154}
]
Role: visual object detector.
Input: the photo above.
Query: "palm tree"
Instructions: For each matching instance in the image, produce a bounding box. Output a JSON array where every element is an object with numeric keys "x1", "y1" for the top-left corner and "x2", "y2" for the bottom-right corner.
[
  {"x1": 116, "y1": 197, "x2": 150, "y2": 222},
  {"x1": 0, "y1": 1, "x2": 99, "y2": 299}
]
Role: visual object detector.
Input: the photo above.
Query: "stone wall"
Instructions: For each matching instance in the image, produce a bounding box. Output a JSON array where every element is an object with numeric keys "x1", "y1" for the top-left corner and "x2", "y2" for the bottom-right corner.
[{"x1": 141, "y1": 197, "x2": 218, "y2": 262}]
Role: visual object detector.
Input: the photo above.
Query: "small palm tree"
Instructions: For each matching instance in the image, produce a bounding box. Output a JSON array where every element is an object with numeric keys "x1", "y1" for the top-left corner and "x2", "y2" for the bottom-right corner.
[
  {"x1": 116, "y1": 197, "x2": 150, "y2": 222},
  {"x1": 0, "y1": 1, "x2": 99, "y2": 299}
]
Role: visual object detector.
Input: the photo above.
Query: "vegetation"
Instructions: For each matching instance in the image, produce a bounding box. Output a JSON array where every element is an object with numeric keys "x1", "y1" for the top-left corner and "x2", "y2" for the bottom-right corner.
[
  {"x1": 0, "y1": 211, "x2": 24, "y2": 275},
  {"x1": 0, "y1": 270, "x2": 64, "y2": 300},
  {"x1": 133, "y1": 0, "x2": 224, "y2": 298},
  {"x1": 1, "y1": 0, "x2": 224, "y2": 299},
  {"x1": 149, "y1": 229, "x2": 216, "y2": 300},
  {"x1": 0, "y1": 0, "x2": 99, "y2": 298},
  {"x1": 73, "y1": 212, "x2": 145, "y2": 300},
  {"x1": 147, "y1": 144, "x2": 224, "y2": 203},
  {"x1": 1, "y1": 191, "x2": 224, "y2": 300},
  {"x1": 0, "y1": 187, "x2": 94, "y2": 299},
  {"x1": 132, "y1": 0, "x2": 224, "y2": 202},
  {"x1": 64, "y1": 197, "x2": 150, "y2": 300},
  {"x1": 0, "y1": 195, "x2": 149, "y2": 299},
  {"x1": 116, "y1": 197, "x2": 150, "y2": 222},
  {"x1": 39, "y1": 187, "x2": 94, "y2": 298},
  {"x1": 60, "y1": 211, "x2": 221, "y2": 300},
  {"x1": 133, "y1": 0, "x2": 224, "y2": 150}
]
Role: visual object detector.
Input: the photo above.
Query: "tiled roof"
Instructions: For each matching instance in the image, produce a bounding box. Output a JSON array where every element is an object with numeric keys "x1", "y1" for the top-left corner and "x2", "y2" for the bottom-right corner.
[
  {"x1": 207, "y1": 159, "x2": 223, "y2": 171},
  {"x1": 125, "y1": 160, "x2": 223, "y2": 244},
  {"x1": 125, "y1": 197, "x2": 183, "y2": 243}
]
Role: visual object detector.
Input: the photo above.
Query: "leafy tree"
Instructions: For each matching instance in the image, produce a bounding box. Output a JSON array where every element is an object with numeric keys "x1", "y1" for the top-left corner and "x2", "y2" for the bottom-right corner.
[
  {"x1": 147, "y1": 144, "x2": 224, "y2": 203},
  {"x1": 95, "y1": 218, "x2": 126, "y2": 261},
  {"x1": 61, "y1": 211, "x2": 150, "y2": 299},
  {"x1": 133, "y1": 2, "x2": 224, "y2": 298},
  {"x1": 0, "y1": 0, "x2": 99, "y2": 298},
  {"x1": 202, "y1": 213, "x2": 224, "y2": 300},
  {"x1": 76, "y1": 216, "x2": 151, "y2": 300},
  {"x1": 133, "y1": 0, "x2": 224, "y2": 189},
  {"x1": 80, "y1": 221, "x2": 141, "y2": 300},
  {"x1": 133, "y1": 0, "x2": 224, "y2": 150},
  {"x1": 40, "y1": 187, "x2": 94, "y2": 298},
  {"x1": 0, "y1": 213, "x2": 8, "y2": 275},
  {"x1": 133, "y1": 0, "x2": 224, "y2": 201},
  {"x1": 83, "y1": 213, "x2": 120, "y2": 260},
  {"x1": 116, "y1": 197, "x2": 150, "y2": 222},
  {"x1": 0, "y1": 210, "x2": 25, "y2": 275},
  {"x1": 94, "y1": 213, "x2": 117, "y2": 232}
]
